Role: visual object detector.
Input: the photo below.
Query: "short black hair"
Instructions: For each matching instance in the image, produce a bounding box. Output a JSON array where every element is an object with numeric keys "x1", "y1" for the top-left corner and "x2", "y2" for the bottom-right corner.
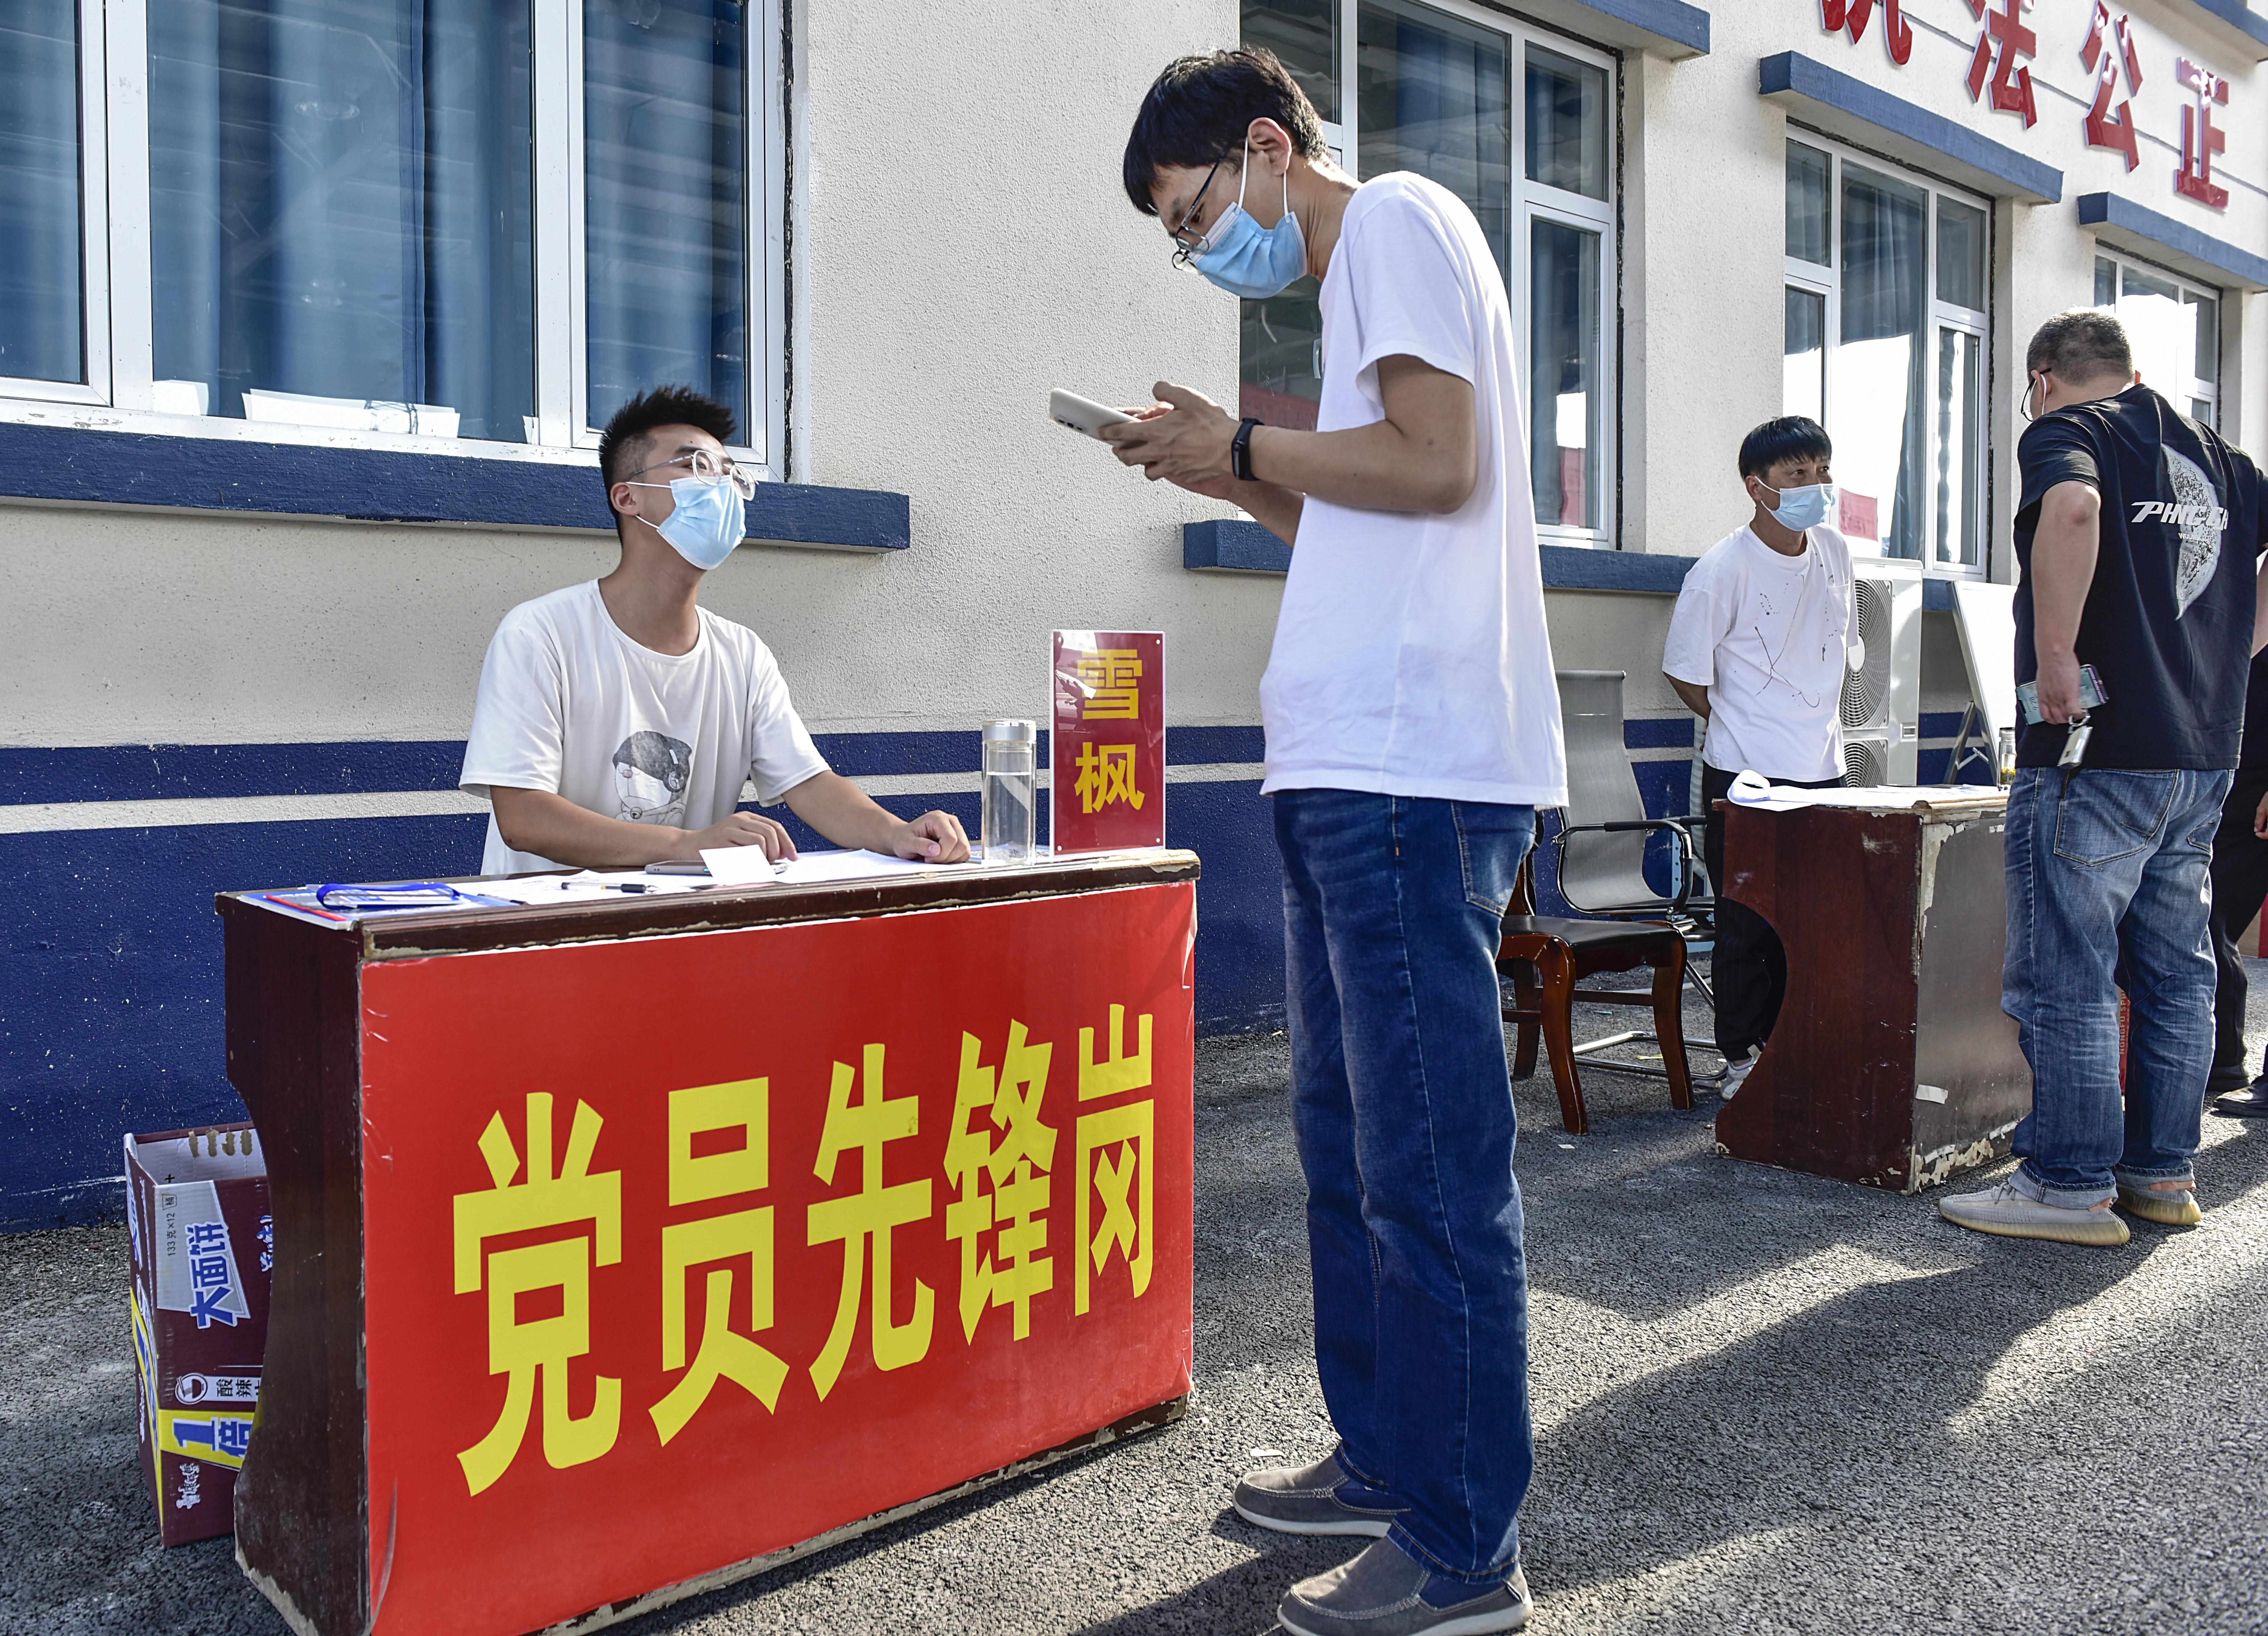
[
  {"x1": 597, "y1": 386, "x2": 738, "y2": 527},
  {"x1": 1738, "y1": 416, "x2": 1833, "y2": 481},
  {"x1": 1122, "y1": 48, "x2": 1326, "y2": 216},
  {"x1": 2027, "y1": 307, "x2": 2132, "y2": 382}
]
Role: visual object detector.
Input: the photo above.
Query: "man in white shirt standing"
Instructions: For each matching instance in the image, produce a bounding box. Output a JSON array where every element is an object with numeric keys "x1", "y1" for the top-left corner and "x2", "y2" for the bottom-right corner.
[
  {"x1": 460, "y1": 385, "x2": 968, "y2": 873},
  {"x1": 1108, "y1": 48, "x2": 1564, "y2": 1636},
  {"x1": 1662, "y1": 417, "x2": 1853, "y2": 1098}
]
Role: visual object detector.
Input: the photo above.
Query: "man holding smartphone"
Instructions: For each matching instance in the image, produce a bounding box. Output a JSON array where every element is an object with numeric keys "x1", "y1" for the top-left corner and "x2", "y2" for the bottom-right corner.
[
  {"x1": 1940, "y1": 310, "x2": 2268, "y2": 1247},
  {"x1": 1108, "y1": 48, "x2": 1563, "y2": 1636}
]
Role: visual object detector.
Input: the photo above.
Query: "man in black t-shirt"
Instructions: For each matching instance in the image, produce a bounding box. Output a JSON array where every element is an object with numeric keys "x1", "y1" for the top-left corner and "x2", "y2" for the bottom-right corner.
[
  {"x1": 2205, "y1": 652, "x2": 2268, "y2": 1117},
  {"x1": 1942, "y1": 308, "x2": 2268, "y2": 1248}
]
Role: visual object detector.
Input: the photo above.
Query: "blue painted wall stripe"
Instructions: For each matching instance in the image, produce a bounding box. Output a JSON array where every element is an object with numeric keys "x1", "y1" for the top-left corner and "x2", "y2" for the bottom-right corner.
[
  {"x1": 1759, "y1": 51, "x2": 2063, "y2": 202},
  {"x1": 1624, "y1": 717, "x2": 1695, "y2": 750},
  {"x1": 1186, "y1": 518, "x2": 1702, "y2": 593},
  {"x1": 2077, "y1": 192, "x2": 2268, "y2": 291}
]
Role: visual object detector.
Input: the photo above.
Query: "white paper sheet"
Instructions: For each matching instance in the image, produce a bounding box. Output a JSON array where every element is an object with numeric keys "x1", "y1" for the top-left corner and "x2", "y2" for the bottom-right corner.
[
  {"x1": 1723, "y1": 770, "x2": 2001, "y2": 813},
  {"x1": 698, "y1": 847, "x2": 793, "y2": 887},
  {"x1": 772, "y1": 849, "x2": 965, "y2": 886}
]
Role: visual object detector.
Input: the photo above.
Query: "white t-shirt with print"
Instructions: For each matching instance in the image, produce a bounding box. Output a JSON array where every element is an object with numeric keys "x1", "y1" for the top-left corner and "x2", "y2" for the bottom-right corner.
[
  {"x1": 460, "y1": 581, "x2": 830, "y2": 874},
  {"x1": 1258, "y1": 172, "x2": 1567, "y2": 808},
  {"x1": 1661, "y1": 524, "x2": 1854, "y2": 784}
]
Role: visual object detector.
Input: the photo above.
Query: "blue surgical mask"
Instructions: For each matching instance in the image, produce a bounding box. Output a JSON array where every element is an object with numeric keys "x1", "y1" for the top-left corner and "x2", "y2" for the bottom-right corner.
[
  {"x1": 630, "y1": 477, "x2": 746, "y2": 571},
  {"x1": 1759, "y1": 480, "x2": 1836, "y2": 533},
  {"x1": 1189, "y1": 140, "x2": 1307, "y2": 300}
]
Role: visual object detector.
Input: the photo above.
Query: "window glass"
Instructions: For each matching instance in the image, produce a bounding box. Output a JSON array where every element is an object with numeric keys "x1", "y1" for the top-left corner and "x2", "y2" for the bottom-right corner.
[
  {"x1": 0, "y1": 0, "x2": 84, "y2": 385},
  {"x1": 1936, "y1": 328, "x2": 1981, "y2": 568},
  {"x1": 1243, "y1": 0, "x2": 1339, "y2": 124},
  {"x1": 1784, "y1": 287, "x2": 1825, "y2": 421},
  {"x1": 1786, "y1": 142, "x2": 1830, "y2": 267},
  {"x1": 1357, "y1": 0, "x2": 1511, "y2": 280},
  {"x1": 2118, "y1": 263, "x2": 2195, "y2": 405},
  {"x1": 1524, "y1": 44, "x2": 1605, "y2": 200},
  {"x1": 1936, "y1": 197, "x2": 1985, "y2": 311},
  {"x1": 1242, "y1": 285, "x2": 1325, "y2": 430},
  {"x1": 1531, "y1": 218, "x2": 1600, "y2": 530},
  {"x1": 2187, "y1": 289, "x2": 2218, "y2": 386},
  {"x1": 585, "y1": 0, "x2": 749, "y2": 434},
  {"x1": 1836, "y1": 164, "x2": 1928, "y2": 559},
  {"x1": 2094, "y1": 256, "x2": 2117, "y2": 308},
  {"x1": 149, "y1": 0, "x2": 535, "y2": 438}
]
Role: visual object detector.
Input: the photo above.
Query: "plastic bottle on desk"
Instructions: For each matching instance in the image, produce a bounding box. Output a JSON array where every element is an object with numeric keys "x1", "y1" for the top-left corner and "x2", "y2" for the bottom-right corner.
[{"x1": 981, "y1": 720, "x2": 1037, "y2": 864}]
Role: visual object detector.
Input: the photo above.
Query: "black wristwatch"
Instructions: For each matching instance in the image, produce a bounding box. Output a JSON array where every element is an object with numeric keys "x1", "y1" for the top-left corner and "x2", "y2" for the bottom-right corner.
[{"x1": 1230, "y1": 417, "x2": 1263, "y2": 482}]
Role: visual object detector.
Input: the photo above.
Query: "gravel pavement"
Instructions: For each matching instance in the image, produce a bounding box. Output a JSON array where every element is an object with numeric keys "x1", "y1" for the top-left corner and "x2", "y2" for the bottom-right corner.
[{"x1": 5, "y1": 971, "x2": 2265, "y2": 1636}]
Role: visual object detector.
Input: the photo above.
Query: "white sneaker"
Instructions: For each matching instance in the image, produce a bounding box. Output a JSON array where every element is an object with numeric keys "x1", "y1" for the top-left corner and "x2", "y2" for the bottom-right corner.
[{"x1": 1718, "y1": 1049, "x2": 1758, "y2": 1100}]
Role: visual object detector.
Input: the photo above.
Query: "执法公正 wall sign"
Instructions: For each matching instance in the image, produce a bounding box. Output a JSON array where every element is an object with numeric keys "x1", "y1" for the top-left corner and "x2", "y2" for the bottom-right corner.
[{"x1": 1816, "y1": 0, "x2": 2237, "y2": 212}]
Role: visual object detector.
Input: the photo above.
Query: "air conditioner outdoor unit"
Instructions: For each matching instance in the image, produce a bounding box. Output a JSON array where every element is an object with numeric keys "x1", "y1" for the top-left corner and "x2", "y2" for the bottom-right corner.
[{"x1": 1840, "y1": 563, "x2": 1924, "y2": 787}]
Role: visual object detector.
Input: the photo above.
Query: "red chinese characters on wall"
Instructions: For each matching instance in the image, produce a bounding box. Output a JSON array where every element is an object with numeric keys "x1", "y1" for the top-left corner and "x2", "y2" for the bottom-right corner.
[
  {"x1": 1964, "y1": 0, "x2": 2038, "y2": 128},
  {"x1": 1821, "y1": 0, "x2": 1911, "y2": 67},
  {"x1": 2079, "y1": 3, "x2": 2143, "y2": 171},
  {"x1": 2175, "y1": 57, "x2": 2231, "y2": 209}
]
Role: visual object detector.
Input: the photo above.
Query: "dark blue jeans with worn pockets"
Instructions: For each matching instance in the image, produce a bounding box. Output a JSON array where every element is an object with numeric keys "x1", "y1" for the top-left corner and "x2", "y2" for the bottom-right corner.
[
  {"x1": 2003, "y1": 765, "x2": 2230, "y2": 1204},
  {"x1": 1274, "y1": 788, "x2": 1535, "y2": 1585}
]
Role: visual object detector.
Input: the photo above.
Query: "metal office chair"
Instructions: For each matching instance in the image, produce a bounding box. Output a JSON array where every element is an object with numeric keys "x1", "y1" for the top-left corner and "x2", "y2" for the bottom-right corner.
[{"x1": 1521, "y1": 670, "x2": 1721, "y2": 1088}]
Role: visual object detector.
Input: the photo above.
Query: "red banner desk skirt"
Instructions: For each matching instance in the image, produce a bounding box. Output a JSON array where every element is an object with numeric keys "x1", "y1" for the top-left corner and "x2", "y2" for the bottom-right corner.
[{"x1": 219, "y1": 854, "x2": 1200, "y2": 1636}]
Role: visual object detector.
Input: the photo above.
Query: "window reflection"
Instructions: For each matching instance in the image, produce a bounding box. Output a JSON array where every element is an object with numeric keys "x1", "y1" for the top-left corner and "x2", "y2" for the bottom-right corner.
[
  {"x1": 1786, "y1": 142, "x2": 1830, "y2": 267},
  {"x1": 1524, "y1": 44, "x2": 1605, "y2": 200},
  {"x1": 0, "y1": 0, "x2": 81, "y2": 385},
  {"x1": 1531, "y1": 218, "x2": 1599, "y2": 530},
  {"x1": 1785, "y1": 288, "x2": 1825, "y2": 422},
  {"x1": 1835, "y1": 164, "x2": 1928, "y2": 559},
  {"x1": 149, "y1": 0, "x2": 536, "y2": 438},
  {"x1": 1242, "y1": 0, "x2": 1340, "y2": 123},
  {"x1": 1936, "y1": 328, "x2": 1981, "y2": 568},
  {"x1": 1241, "y1": 282, "x2": 1325, "y2": 431},
  {"x1": 585, "y1": 0, "x2": 749, "y2": 435},
  {"x1": 1936, "y1": 198, "x2": 1985, "y2": 311}
]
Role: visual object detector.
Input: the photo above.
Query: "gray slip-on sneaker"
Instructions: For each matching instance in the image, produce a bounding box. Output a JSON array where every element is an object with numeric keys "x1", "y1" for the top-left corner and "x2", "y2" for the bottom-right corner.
[
  {"x1": 2115, "y1": 1177, "x2": 2203, "y2": 1226},
  {"x1": 1279, "y1": 1538, "x2": 1531, "y2": 1636},
  {"x1": 1940, "y1": 1180, "x2": 2129, "y2": 1245},
  {"x1": 2212, "y1": 1081, "x2": 2268, "y2": 1118},
  {"x1": 1235, "y1": 1452, "x2": 1402, "y2": 1537}
]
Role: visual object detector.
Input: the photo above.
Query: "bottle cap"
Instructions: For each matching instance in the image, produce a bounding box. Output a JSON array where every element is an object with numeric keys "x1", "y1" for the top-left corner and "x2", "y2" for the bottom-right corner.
[{"x1": 982, "y1": 719, "x2": 1036, "y2": 742}]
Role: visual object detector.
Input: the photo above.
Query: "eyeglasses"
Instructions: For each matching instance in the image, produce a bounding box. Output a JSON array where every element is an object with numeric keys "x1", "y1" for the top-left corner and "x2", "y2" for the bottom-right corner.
[
  {"x1": 1169, "y1": 155, "x2": 1230, "y2": 270},
  {"x1": 629, "y1": 448, "x2": 759, "y2": 500}
]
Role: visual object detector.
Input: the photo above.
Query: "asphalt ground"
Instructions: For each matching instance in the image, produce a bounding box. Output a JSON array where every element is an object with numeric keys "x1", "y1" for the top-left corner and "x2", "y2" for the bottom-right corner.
[{"x1": 5, "y1": 969, "x2": 2266, "y2": 1636}]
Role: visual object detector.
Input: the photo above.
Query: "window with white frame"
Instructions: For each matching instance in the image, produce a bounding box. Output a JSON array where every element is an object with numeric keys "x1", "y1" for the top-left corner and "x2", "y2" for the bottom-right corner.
[
  {"x1": 2094, "y1": 253, "x2": 2220, "y2": 430},
  {"x1": 1783, "y1": 137, "x2": 1989, "y2": 575},
  {"x1": 0, "y1": 0, "x2": 782, "y2": 467},
  {"x1": 1240, "y1": 0, "x2": 1617, "y2": 546}
]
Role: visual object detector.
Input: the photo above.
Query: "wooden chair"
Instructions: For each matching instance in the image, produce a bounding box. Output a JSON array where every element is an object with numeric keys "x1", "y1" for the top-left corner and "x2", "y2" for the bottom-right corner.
[{"x1": 1498, "y1": 855, "x2": 1695, "y2": 1136}]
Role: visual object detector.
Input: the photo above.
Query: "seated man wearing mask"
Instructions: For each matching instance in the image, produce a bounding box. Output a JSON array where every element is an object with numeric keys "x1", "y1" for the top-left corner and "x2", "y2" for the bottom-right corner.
[
  {"x1": 461, "y1": 385, "x2": 969, "y2": 872},
  {"x1": 1662, "y1": 415, "x2": 1853, "y2": 1098}
]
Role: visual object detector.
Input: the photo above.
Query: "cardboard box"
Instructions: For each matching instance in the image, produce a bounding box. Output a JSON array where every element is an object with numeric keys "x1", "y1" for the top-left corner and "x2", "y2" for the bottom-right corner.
[{"x1": 126, "y1": 1121, "x2": 271, "y2": 1545}]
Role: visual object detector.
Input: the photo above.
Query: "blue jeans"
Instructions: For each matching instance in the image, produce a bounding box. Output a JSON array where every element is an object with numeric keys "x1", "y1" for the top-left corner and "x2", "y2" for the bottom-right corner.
[
  {"x1": 2003, "y1": 766, "x2": 2230, "y2": 1204},
  {"x1": 1274, "y1": 789, "x2": 1534, "y2": 1584}
]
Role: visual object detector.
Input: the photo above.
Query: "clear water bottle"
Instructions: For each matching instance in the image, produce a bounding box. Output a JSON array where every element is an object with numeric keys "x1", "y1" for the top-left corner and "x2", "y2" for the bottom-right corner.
[
  {"x1": 1996, "y1": 726, "x2": 2017, "y2": 786},
  {"x1": 981, "y1": 720, "x2": 1037, "y2": 864}
]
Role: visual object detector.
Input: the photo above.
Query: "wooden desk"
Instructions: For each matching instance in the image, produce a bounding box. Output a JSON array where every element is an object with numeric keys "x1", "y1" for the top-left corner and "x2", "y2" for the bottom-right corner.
[
  {"x1": 220, "y1": 853, "x2": 1199, "y2": 1636},
  {"x1": 1710, "y1": 795, "x2": 2031, "y2": 1193}
]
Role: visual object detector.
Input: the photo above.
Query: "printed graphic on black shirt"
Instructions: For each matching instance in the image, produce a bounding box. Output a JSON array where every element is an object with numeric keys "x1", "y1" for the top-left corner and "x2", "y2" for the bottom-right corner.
[{"x1": 612, "y1": 731, "x2": 693, "y2": 824}]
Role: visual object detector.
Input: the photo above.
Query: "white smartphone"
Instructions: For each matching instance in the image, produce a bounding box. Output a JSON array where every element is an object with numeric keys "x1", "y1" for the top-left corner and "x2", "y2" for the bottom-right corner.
[{"x1": 1049, "y1": 389, "x2": 1136, "y2": 440}]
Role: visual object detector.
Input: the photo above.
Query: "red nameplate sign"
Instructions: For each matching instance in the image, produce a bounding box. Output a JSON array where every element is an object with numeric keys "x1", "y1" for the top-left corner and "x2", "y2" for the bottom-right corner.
[
  {"x1": 1051, "y1": 630, "x2": 1165, "y2": 853},
  {"x1": 355, "y1": 887, "x2": 1194, "y2": 1634}
]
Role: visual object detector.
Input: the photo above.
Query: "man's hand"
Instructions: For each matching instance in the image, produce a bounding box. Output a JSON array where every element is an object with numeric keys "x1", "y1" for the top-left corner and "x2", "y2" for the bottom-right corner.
[
  {"x1": 1101, "y1": 383, "x2": 1238, "y2": 491},
  {"x1": 2252, "y1": 787, "x2": 2268, "y2": 840},
  {"x1": 2034, "y1": 651, "x2": 2087, "y2": 727},
  {"x1": 888, "y1": 810, "x2": 971, "y2": 863},
  {"x1": 685, "y1": 810, "x2": 798, "y2": 861}
]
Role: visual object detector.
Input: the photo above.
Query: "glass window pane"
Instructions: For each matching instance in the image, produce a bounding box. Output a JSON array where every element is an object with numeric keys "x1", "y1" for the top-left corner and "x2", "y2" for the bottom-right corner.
[
  {"x1": 1835, "y1": 164, "x2": 1928, "y2": 560},
  {"x1": 1243, "y1": 0, "x2": 1339, "y2": 125},
  {"x1": 1785, "y1": 287, "x2": 1825, "y2": 421},
  {"x1": 2118, "y1": 264, "x2": 2194, "y2": 401},
  {"x1": 586, "y1": 0, "x2": 749, "y2": 435},
  {"x1": 1936, "y1": 328, "x2": 1982, "y2": 569},
  {"x1": 1936, "y1": 197, "x2": 1985, "y2": 311},
  {"x1": 2094, "y1": 256, "x2": 2117, "y2": 308},
  {"x1": 1524, "y1": 43, "x2": 1606, "y2": 200},
  {"x1": 1357, "y1": 0, "x2": 1511, "y2": 281},
  {"x1": 1242, "y1": 283, "x2": 1325, "y2": 431},
  {"x1": 2192, "y1": 399, "x2": 2213, "y2": 427},
  {"x1": 0, "y1": 0, "x2": 84, "y2": 384},
  {"x1": 1530, "y1": 218, "x2": 1601, "y2": 531},
  {"x1": 149, "y1": 0, "x2": 535, "y2": 438},
  {"x1": 2187, "y1": 290, "x2": 2219, "y2": 387},
  {"x1": 1786, "y1": 142, "x2": 1830, "y2": 267}
]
